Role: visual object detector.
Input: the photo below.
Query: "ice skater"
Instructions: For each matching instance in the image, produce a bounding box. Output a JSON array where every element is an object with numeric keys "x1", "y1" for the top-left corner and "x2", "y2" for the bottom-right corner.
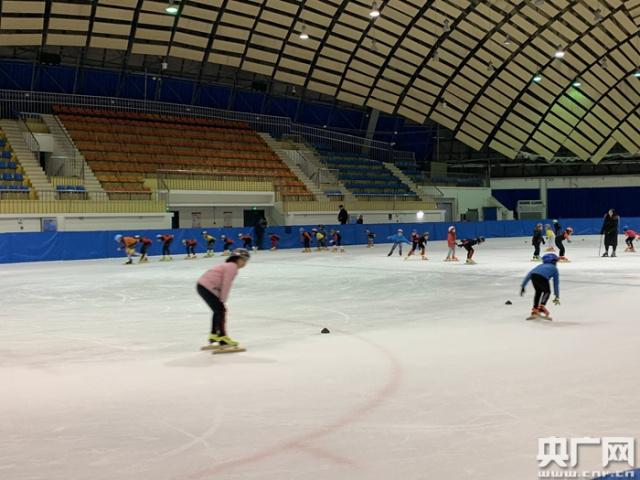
[
  {"x1": 544, "y1": 224, "x2": 555, "y2": 252},
  {"x1": 197, "y1": 248, "x2": 251, "y2": 348},
  {"x1": 221, "y1": 235, "x2": 234, "y2": 256},
  {"x1": 157, "y1": 233, "x2": 174, "y2": 261},
  {"x1": 202, "y1": 231, "x2": 216, "y2": 257},
  {"x1": 314, "y1": 227, "x2": 328, "y2": 251},
  {"x1": 407, "y1": 230, "x2": 420, "y2": 256},
  {"x1": 555, "y1": 226, "x2": 573, "y2": 262},
  {"x1": 300, "y1": 227, "x2": 312, "y2": 253},
  {"x1": 387, "y1": 229, "x2": 410, "y2": 257},
  {"x1": 407, "y1": 232, "x2": 429, "y2": 260},
  {"x1": 445, "y1": 226, "x2": 459, "y2": 261},
  {"x1": 115, "y1": 234, "x2": 138, "y2": 265},
  {"x1": 269, "y1": 233, "x2": 280, "y2": 251},
  {"x1": 183, "y1": 238, "x2": 198, "y2": 259},
  {"x1": 458, "y1": 237, "x2": 485, "y2": 264},
  {"x1": 623, "y1": 226, "x2": 637, "y2": 252},
  {"x1": 330, "y1": 229, "x2": 344, "y2": 253},
  {"x1": 532, "y1": 223, "x2": 545, "y2": 260},
  {"x1": 366, "y1": 229, "x2": 376, "y2": 248},
  {"x1": 600, "y1": 208, "x2": 620, "y2": 257},
  {"x1": 137, "y1": 235, "x2": 153, "y2": 263},
  {"x1": 239, "y1": 233, "x2": 254, "y2": 251},
  {"x1": 520, "y1": 253, "x2": 560, "y2": 320}
]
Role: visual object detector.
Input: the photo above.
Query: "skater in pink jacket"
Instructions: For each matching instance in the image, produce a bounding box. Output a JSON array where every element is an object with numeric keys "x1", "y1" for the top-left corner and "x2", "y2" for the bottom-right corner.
[{"x1": 197, "y1": 248, "x2": 250, "y2": 347}]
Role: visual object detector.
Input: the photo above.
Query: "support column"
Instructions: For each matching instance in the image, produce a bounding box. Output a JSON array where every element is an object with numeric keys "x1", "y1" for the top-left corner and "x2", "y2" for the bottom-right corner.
[
  {"x1": 363, "y1": 108, "x2": 380, "y2": 156},
  {"x1": 539, "y1": 178, "x2": 548, "y2": 218}
]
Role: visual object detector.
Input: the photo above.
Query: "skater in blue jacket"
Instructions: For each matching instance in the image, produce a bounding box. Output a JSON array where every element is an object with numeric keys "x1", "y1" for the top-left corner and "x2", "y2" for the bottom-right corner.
[
  {"x1": 520, "y1": 253, "x2": 560, "y2": 320},
  {"x1": 387, "y1": 229, "x2": 411, "y2": 256}
]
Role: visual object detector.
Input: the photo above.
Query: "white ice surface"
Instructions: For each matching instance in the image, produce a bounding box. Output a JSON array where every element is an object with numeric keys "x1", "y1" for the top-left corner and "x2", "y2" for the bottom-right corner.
[{"x1": 1, "y1": 237, "x2": 640, "y2": 480}]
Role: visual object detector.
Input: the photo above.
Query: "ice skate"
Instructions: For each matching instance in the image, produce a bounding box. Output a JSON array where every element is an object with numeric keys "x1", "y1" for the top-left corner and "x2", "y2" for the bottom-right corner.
[
  {"x1": 452, "y1": 256, "x2": 459, "y2": 261},
  {"x1": 526, "y1": 308, "x2": 540, "y2": 320},
  {"x1": 465, "y1": 258, "x2": 476, "y2": 265},
  {"x1": 421, "y1": 255, "x2": 428, "y2": 261},
  {"x1": 532, "y1": 256, "x2": 540, "y2": 261},
  {"x1": 602, "y1": 252, "x2": 609, "y2": 257},
  {"x1": 537, "y1": 305, "x2": 552, "y2": 320},
  {"x1": 545, "y1": 247, "x2": 555, "y2": 252},
  {"x1": 611, "y1": 252, "x2": 617, "y2": 257},
  {"x1": 124, "y1": 259, "x2": 133, "y2": 265},
  {"x1": 202, "y1": 334, "x2": 244, "y2": 352},
  {"x1": 558, "y1": 256, "x2": 570, "y2": 262}
]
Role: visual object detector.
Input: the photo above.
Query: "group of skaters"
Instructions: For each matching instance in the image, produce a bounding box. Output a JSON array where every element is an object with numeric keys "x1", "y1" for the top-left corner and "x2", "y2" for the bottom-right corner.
[
  {"x1": 299, "y1": 226, "x2": 345, "y2": 253},
  {"x1": 383, "y1": 226, "x2": 485, "y2": 264},
  {"x1": 114, "y1": 230, "x2": 278, "y2": 264}
]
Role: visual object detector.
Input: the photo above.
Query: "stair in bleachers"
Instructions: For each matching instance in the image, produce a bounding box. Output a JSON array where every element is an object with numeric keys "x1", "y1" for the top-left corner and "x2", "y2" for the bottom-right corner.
[
  {"x1": 55, "y1": 106, "x2": 314, "y2": 201},
  {"x1": 0, "y1": 120, "x2": 47, "y2": 197},
  {"x1": 41, "y1": 114, "x2": 105, "y2": 200},
  {"x1": 314, "y1": 146, "x2": 417, "y2": 199}
]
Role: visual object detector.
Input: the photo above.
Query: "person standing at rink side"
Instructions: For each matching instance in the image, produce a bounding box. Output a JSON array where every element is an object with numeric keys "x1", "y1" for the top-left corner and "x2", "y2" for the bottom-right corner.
[
  {"x1": 338, "y1": 205, "x2": 349, "y2": 225},
  {"x1": 157, "y1": 233, "x2": 174, "y2": 261},
  {"x1": 521, "y1": 253, "x2": 560, "y2": 320},
  {"x1": 531, "y1": 223, "x2": 545, "y2": 261},
  {"x1": 254, "y1": 217, "x2": 267, "y2": 251},
  {"x1": 300, "y1": 227, "x2": 312, "y2": 253},
  {"x1": 356, "y1": 215, "x2": 364, "y2": 224},
  {"x1": 197, "y1": 248, "x2": 250, "y2": 348},
  {"x1": 601, "y1": 208, "x2": 620, "y2": 257}
]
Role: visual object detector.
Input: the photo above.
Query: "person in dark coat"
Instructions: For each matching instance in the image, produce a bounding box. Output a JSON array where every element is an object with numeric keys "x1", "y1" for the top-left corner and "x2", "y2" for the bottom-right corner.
[
  {"x1": 356, "y1": 215, "x2": 364, "y2": 224},
  {"x1": 338, "y1": 205, "x2": 349, "y2": 225},
  {"x1": 601, "y1": 208, "x2": 620, "y2": 257},
  {"x1": 254, "y1": 217, "x2": 267, "y2": 250}
]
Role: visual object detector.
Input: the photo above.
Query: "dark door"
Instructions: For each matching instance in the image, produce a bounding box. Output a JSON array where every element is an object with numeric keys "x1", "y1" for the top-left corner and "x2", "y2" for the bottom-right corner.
[
  {"x1": 243, "y1": 209, "x2": 265, "y2": 228},
  {"x1": 171, "y1": 211, "x2": 180, "y2": 229}
]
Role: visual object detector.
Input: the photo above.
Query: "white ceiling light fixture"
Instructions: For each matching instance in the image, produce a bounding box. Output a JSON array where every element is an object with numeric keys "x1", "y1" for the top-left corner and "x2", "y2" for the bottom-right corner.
[
  {"x1": 503, "y1": 35, "x2": 512, "y2": 46},
  {"x1": 443, "y1": 19, "x2": 450, "y2": 33},
  {"x1": 554, "y1": 45, "x2": 565, "y2": 59},
  {"x1": 532, "y1": 0, "x2": 544, "y2": 6},
  {"x1": 165, "y1": 0, "x2": 178, "y2": 15},
  {"x1": 299, "y1": 23, "x2": 309, "y2": 40},
  {"x1": 594, "y1": 9, "x2": 604, "y2": 22},
  {"x1": 633, "y1": 68, "x2": 640, "y2": 78},
  {"x1": 369, "y1": 1, "x2": 380, "y2": 18}
]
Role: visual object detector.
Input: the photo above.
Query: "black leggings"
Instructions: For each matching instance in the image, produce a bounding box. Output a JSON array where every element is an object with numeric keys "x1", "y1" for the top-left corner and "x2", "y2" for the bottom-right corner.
[
  {"x1": 162, "y1": 243, "x2": 171, "y2": 256},
  {"x1": 626, "y1": 237, "x2": 634, "y2": 247},
  {"x1": 140, "y1": 245, "x2": 149, "y2": 257},
  {"x1": 555, "y1": 237, "x2": 565, "y2": 257},
  {"x1": 531, "y1": 274, "x2": 551, "y2": 308},
  {"x1": 533, "y1": 242, "x2": 541, "y2": 257},
  {"x1": 186, "y1": 245, "x2": 195, "y2": 255},
  {"x1": 197, "y1": 284, "x2": 226, "y2": 336},
  {"x1": 464, "y1": 245, "x2": 474, "y2": 259},
  {"x1": 604, "y1": 232, "x2": 617, "y2": 253}
]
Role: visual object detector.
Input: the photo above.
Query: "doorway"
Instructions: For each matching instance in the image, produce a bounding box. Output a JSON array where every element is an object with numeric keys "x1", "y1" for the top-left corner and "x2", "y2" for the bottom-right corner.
[{"x1": 243, "y1": 209, "x2": 265, "y2": 228}]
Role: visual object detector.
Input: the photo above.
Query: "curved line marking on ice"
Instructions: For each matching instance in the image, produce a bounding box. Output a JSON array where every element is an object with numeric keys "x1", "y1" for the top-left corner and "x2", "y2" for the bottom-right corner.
[{"x1": 184, "y1": 309, "x2": 403, "y2": 479}]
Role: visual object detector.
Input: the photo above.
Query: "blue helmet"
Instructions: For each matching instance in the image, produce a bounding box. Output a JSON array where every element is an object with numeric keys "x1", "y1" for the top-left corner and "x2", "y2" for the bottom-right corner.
[
  {"x1": 114, "y1": 234, "x2": 122, "y2": 243},
  {"x1": 623, "y1": 225, "x2": 629, "y2": 231},
  {"x1": 542, "y1": 253, "x2": 559, "y2": 264}
]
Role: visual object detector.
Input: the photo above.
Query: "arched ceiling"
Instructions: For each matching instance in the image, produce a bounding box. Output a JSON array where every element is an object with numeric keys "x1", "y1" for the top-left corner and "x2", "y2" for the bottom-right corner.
[{"x1": 0, "y1": 0, "x2": 639, "y2": 163}]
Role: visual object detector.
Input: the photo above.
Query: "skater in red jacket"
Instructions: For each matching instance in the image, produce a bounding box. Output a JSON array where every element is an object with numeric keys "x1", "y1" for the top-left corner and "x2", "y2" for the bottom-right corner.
[
  {"x1": 269, "y1": 233, "x2": 280, "y2": 251},
  {"x1": 221, "y1": 235, "x2": 234, "y2": 256},
  {"x1": 137, "y1": 236, "x2": 153, "y2": 263},
  {"x1": 445, "y1": 226, "x2": 458, "y2": 261},
  {"x1": 156, "y1": 233, "x2": 174, "y2": 261},
  {"x1": 623, "y1": 226, "x2": 637, "y2": 252},
  {"x1": 183, "y1": 238, "x2": 198, "y2": 259}
]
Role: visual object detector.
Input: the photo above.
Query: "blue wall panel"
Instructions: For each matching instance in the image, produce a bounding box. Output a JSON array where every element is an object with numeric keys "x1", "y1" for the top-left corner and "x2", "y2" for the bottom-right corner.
[
  {"x1": 1, "y1": 217, "x2": 636, "y2": 264},
  {"x1": 0, "y1": 61, "x2": 33, "y2": 91},
  {"x1": 548, "y1": 187, "x2": 640, "y2": 218}
]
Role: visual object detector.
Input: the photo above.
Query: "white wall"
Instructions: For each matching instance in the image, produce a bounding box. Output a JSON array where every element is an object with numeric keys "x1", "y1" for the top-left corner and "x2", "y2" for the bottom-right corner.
[
  {"x1": 491, "y1": 175, "x2": 640, "y2": 190},
  {"x1": 284, "y1": 210, "x2": 445, "y2": 226},
  {"x1": 173, "y1": 206, "x2": 267, "y2": 228},
  {"x1": 0, "y1": 213, "x2": 172, "y2": 233},
  {"x1": 433, "y1": 187, "x2": 512, "y2": 221}
]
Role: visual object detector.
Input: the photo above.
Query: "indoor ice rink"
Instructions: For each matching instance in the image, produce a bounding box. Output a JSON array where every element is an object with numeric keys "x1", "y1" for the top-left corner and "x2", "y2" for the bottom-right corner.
[{"x1": 2, "y1": 237, "x2": 639, "y2": 480}]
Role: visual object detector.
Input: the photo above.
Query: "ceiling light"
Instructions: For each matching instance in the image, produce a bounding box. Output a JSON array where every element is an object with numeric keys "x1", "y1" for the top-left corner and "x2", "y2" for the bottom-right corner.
[
  {"x1": 633, "y1": 69, "x2": 640, "y2": 78},
  {"x1": 533, "y1": 0, "x2": 544, "y2": 6},
  {"x1": 369, "y1": 1, "x2": 380, "y2": 18},
  {"x1": 533, "y1": 74, "x2": 543, "y2": 83},
  {"x1": 165, "y1": 0, "x2": 178, "y2": 14},
  {"x1": 572, "y1": 80, "x2": 581, "y2": 88},
  {"x1": 554, "y1": 46, "x2": 565, "y2": 59},
  {"x1": 443, "y1": 19, "x2": 450, "y2": 32},
  {"x1": 504, "y1": 35, "x2": 512, "y2": 46},
  {"x1": 299, "y1": 25, "x2": 309, "y2": 40},
  {"x1": 594, "y1": 9, "x2": 604, "y2": 22}
]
